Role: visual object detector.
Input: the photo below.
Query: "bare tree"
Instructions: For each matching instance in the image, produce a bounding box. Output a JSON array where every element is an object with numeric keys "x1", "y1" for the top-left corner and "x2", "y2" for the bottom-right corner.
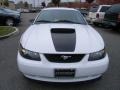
[
  {"x1": 24, "y1": 1, "x2": 29, "y2": 8},
  {"x1": 17, "y1": 1, "x2": 24, "y2": 8},
  {"x1": 52, "y1": 0, "x2": 61, "y2": 7},
  {"x1": 3, "y1": 0, "x2": 9, "y2": 7}
]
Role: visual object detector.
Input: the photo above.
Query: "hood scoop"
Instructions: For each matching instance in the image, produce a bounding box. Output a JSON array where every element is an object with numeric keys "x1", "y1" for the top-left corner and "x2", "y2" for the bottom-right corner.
[
  {"x1": 51, "y1": 28, "x2": 76, "y2": 52},
  {"x1": 51, "y1": 29, "x2": 75, "y2": 33}
]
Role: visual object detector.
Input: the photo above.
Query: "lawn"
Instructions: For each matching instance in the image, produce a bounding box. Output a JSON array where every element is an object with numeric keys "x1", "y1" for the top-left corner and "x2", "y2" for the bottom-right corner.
[{"x1": 0, "y1": 26, "x2": 15, "y2": 36}]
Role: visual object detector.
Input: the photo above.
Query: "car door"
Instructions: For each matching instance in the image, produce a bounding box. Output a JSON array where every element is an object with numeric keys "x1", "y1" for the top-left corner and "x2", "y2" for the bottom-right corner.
[
  {"x1": 0, "y1": 9, "x2": 6, "y2": 25},
  {"x1": 98, "y1": 6, "x2": 111, "y2": 20}
]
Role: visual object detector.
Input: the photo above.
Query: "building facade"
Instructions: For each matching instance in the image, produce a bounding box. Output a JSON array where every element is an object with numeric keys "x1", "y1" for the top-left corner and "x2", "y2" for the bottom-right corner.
[
  {"x1": 48, "y1": 0, "x2": 120, "y2": 8},
  {"x1": 9, "y1": 1, "x2": 15, "y2": 9},
  {"x1": 0, "y1": 0, "x2": 4, "y2": 7}
]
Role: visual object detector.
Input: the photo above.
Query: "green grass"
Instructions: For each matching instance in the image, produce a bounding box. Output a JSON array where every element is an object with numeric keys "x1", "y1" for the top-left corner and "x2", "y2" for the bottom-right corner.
[{"x1": 0, "y1": 26, "x2": 15, "y2": 36}]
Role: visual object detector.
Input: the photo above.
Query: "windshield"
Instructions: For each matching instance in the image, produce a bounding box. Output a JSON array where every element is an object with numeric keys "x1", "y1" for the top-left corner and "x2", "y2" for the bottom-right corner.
[
  {"x1": 0, "y1": 9, "x2": 4, "y2": 13},
  {"x1": 34, "y1": 9, "x2": 87, "y2": 24},
  {"x1": 107, "y1": 4, "x2": 120, "y2": 13}
]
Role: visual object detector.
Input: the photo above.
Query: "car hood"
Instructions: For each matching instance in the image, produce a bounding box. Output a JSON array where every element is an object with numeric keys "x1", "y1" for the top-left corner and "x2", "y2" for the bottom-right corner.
[
  {"x1": 21, "y1": 24, "x2": 104, "y2": 54},
  {"x1": 8, "y1": 12, "x2": 20, "y2": 16}
]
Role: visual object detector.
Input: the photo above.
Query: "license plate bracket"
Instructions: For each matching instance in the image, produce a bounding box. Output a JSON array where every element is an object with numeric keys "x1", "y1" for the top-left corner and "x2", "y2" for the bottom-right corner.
[{"x1": 55, "y1": 69, "x2": 75, "y2": 78}]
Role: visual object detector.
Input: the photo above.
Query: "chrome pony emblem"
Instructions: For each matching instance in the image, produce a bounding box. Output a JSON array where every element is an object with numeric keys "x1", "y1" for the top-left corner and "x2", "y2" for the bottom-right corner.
[{"x1": 61, "y1": 55, "x2": 71, "y2": 60}]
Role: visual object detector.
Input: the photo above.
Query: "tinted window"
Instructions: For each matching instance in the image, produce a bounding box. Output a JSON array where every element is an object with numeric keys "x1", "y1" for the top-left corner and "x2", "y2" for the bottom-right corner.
[
  {"x1": 35, "y1": 9, "x2": 87, "y2": 24},
  {"x1": 107, "y1": 4, "x2": 120, "y2": 13},
  {"x1": 100, "y1": 6, "x2": 110, "y2": 12},
  {"x1": 90, "y1": 6, "x2": 98, "y2": 12}
]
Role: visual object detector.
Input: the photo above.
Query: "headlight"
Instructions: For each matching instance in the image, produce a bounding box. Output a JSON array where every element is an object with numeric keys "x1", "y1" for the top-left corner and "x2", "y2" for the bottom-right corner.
[
  {"x1": 19, "y1": 44, "x2": 40, "y2": 61},
  {"x1": 88, "y1": 49, "x2": 106, "y2": 61}
]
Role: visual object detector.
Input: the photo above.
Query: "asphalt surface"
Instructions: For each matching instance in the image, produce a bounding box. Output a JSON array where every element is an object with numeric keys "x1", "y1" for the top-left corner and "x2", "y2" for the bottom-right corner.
[{"x1": 0, "y1": 13, "x2": 120, "y2": 90}]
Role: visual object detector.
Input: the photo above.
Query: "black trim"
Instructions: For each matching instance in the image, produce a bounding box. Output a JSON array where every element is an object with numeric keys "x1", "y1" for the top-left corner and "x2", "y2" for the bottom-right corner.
[
  {"x1": 51, "y1": 28, "x2": 76, "y2": 52},
  {"x1": 44, "y1": 54, "x2": 85, "y2": 63}
]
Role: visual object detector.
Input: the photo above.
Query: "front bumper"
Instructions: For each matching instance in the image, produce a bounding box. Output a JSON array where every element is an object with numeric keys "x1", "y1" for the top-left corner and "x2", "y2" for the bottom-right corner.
[
  {"x1": 87, "y1": 17, "x2": 104, "y2": 24},
  {"x1": 17, "y1": 52, "x2": 109, "y2": 82},
  {"x1": 94, "y1": 19, "x2": 104, "y2": 24},
  {"x1": 14, "y1": 18, "x2": 21, "y2": 24},
  {"x1": 86, "y1": 17, "x2": 97, "y2": 24}
]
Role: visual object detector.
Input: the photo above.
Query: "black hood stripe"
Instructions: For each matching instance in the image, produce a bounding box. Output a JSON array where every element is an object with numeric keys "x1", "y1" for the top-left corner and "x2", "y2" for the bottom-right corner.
[{"x1": 51, "y1": 28, "x2": 76, "y2": 52}]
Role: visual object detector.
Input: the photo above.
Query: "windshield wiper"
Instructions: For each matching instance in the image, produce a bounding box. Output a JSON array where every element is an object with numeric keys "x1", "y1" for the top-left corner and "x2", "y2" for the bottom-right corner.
[
  {"x1": 53, "y1": 20, "x2": 81, "y2": 24},
  {"x1": 35, "y1": 20, "x2": 82, "y2": 24},
  {"x1": 35, "y1": 20, "x2": 52, "y2": 23}
]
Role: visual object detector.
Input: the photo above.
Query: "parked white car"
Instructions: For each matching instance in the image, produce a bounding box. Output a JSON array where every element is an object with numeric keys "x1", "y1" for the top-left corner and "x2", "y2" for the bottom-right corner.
[
  {"x1": 17, "y1": 8, "x2": 109, "y2": 82},
  {"x1": 87, "y1": 5, "x2": 111, "y2": 25}
]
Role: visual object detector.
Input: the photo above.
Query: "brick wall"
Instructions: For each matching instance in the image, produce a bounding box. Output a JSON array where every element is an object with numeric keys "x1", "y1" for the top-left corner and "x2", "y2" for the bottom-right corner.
[
  {"x1": 96, "y1": 0, "x2": 120, "y2": 5},
  {"x1": 48, "y1": 0, "x2": 120, "y2": 9}
]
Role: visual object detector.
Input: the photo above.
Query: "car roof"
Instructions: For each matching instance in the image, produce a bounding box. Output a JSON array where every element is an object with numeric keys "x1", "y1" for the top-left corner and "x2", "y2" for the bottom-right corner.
[
  {"x1": 99, "y1": 5, "x2": 111, "y2": 6},
  {"x1": 42, "y1": 7, "x2": 78, "y2": 11},
  {"x1": 106, "y1": 4, "x2": 120, "y2": 13}
]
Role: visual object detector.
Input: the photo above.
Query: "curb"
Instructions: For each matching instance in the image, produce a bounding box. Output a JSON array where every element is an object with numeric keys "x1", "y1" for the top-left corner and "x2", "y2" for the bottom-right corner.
[{"x1": 0, "y1": 27, "x2": 19, "y2": 39}]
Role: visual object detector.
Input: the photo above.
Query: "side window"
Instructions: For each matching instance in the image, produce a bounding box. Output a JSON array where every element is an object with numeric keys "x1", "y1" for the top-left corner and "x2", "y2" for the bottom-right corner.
[
  {"x1": 108, "y1": 4, "x2": 120, "y2": 13},
  {"x1": 112, "y1": 5, "x2": 120, "y2": 12},
  {"x1": 100, "y1": 6, "x2": 110, "y2": 12},
  {"x1": 90, "y1": 6, "x2": 98, "y2": 12}
]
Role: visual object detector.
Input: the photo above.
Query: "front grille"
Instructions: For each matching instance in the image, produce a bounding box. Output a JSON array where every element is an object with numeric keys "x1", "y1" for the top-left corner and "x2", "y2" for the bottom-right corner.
[{"x1": 44, "y1": 54, "x2": 85, "y2": 63}]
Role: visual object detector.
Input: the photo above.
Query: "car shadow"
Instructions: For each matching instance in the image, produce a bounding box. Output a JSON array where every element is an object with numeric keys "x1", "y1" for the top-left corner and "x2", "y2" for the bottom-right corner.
[
  {"x1": 23, "y1": 76, "x2": 102, "y2": 89},
  {"x1": 93, "y1": 25, "x2": 120, "y2": 35},
  {"x1": 0, "y1": 36, "x2": 10, "y2": 40}
]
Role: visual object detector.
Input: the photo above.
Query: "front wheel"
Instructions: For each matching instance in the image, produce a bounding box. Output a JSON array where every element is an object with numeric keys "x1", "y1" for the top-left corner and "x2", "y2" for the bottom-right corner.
[
  {"x1": 112, "y1": 25, "x2": 120, "y2": 32},
  {"x1": 117, "y1": 24, "x2": 120, "y2": 32},
  {"x1": 6, "y1": 18, "x2": 14, "y2": 26},
  {"x1": 93, "y1": 22, "x2": 99, "y2": 26}
]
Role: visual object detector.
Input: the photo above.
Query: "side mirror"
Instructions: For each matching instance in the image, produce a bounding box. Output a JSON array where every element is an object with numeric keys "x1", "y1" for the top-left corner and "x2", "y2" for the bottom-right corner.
[{"x1": 29, "y1": 19, "x2": 35, "y2": 23}]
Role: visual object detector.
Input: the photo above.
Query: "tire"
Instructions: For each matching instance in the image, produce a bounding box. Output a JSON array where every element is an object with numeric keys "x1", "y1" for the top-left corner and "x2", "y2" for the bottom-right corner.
[
  {"x1": 112, "y1": 26, "x2": 120, "y2": 32},
  {"x1": 118, "y1": 28, "x2": 120, "y2": 32},
  {"x1": 93, "y1": 22, "x2": 99, "y2": 26},
  {"x1": 6, "y1": 18, "x2": 14, "y2": 26}
]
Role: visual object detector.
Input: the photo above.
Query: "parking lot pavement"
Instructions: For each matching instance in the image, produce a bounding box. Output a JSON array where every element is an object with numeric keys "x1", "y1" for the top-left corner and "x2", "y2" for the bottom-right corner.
[{"x1": 0, "y1": 13, "x2": 120, "y2": 90}]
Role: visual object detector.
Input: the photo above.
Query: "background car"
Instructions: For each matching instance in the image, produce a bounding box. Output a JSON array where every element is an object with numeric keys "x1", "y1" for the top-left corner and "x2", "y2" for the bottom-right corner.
[
  {"x1": 77, "y1": 8, "x2": 89, "y2": 17},
  {"x1": 29, "y1": 8, "x2": 41, "y2": 13},
  {"x1": 87, "y1": 5, "x2": 111, "y2": 26},
  {"x1": 0, "y1": 8, "x2": 21, "y2": 26},
  {"x1": 23, "y1": 9, "x2": 29, "y2": 13},
  {"x1": 3, "y1": 8, "x2": 21, "y2": 15},
  {"x1": 17, "y1": 8, "x2": 29, "y2": 13},
  {"x1": 103, "y1": 4, "x2": 120, "y2": 31},
  {"x1": 17, "y1": 8, "x2": 109, "y2": 82}
]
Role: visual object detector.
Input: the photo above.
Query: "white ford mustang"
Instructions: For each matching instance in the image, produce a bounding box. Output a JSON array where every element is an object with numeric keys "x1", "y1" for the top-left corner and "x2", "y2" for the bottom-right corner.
[{"x1": 17, "y1": 7, "x2": 109, "y2": 82}]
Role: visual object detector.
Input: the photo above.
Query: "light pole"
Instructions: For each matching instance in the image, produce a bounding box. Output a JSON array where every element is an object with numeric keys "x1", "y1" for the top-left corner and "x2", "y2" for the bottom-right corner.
[{"x1": 33, "y1": 0, "x2": 35, "y2": 8}]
